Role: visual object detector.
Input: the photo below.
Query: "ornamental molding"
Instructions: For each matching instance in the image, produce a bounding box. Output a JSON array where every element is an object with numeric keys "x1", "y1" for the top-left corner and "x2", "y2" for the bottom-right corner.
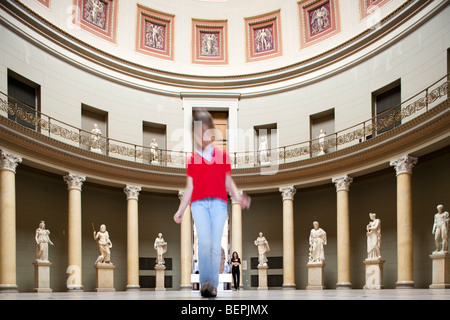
[
  {"x1": 124, "y1": 185, "x2": 142, "y2": 200},
  {"x1": 280, "y1": 186, "x2": 296, "y2": 201},
  {"x1": 389, "y1": 155, "x2": 418, "y2": 176},
  {"x1": 0, "y1": 149, "x2": 22, "y2": 173},
  {"x1": 332, "y1": 175, "x2": 353, "y2": 192},
  {"x1": 63, "y1": 173, "x2": 86, "y2": 191}
]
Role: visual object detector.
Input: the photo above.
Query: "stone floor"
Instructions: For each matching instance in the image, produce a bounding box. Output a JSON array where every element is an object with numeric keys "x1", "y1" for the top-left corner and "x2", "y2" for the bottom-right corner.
[{"x1": 1, "y1": 288, "x2": 449, "y2": 300}]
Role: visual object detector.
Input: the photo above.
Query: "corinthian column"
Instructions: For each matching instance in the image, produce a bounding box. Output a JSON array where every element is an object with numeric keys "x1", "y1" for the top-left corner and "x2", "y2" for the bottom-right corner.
[
  {"x1": 179, "y1": 191, "x2": 192, "y2": 290},
  {"x1": 231, "y1": 192, "x2": 243, "y2": 288},
  {"x1": 63, "y1": 173, "x2": 86, "y2": 291},
  {"x1": 332, "y1": 175, "x2": 353, "y2": 289},
  {"x1": 124, "y1": 185, "x2": 141, "y2": 291},
  {"x1": 0, "y1": 150, "x2": 22, "y2": 292},
  {"x1": 390, "y1": 155, "x2": 418, "y2": 288},
  {"x1": 280, "y1": 186, "x2": 296, "y2": 289}
]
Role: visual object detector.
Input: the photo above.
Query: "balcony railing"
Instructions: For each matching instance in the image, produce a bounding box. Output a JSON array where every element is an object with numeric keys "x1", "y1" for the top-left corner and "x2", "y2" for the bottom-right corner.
[{"x1": 0, "y1": 74, "x2": 448, "y2": 169}]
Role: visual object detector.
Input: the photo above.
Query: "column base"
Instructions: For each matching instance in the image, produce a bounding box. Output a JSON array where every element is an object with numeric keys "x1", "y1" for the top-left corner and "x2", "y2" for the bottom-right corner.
[
  {"x1": 282, "y1": 284, "x2": 296, "y2": 290},
  {"x1": 0, "y1": 285, "x2": 18, "y2": 293},
  {"x1": 336, "y1": 283, "x2": 352, "y2": 290},
  {"x1": 126, "y1": 285, "x2": 140, "y2": 291},
  {"x1": 395, "y1": 281, "x2": 415, "y2": 289}
]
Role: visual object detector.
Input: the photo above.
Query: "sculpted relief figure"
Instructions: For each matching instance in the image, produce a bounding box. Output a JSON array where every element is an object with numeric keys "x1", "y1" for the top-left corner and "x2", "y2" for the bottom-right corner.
[
  {"x1": 432, "y1": 204, "x2": 449, "y2": 253},
  {"x1": 254, "y1": 232, "x2": 270, "y2": 266},
  {"x1": 309, "y1": 221, "x2": 327, "y2": 263},
  {"x1": 154, "y1": 233, "x2": 167, "y2": 266},
  {"x1": 35, "y1": 221, "x2": 54, "y2": 262},
  {"x1": 366, "y1": 213, "x2": 382, "y2": 260}
]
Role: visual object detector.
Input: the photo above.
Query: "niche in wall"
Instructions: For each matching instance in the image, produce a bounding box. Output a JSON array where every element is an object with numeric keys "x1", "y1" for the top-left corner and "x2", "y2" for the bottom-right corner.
[
  {"x1": 372, "y1": 79, "x2": 401, "y2": 136},
  {"x1": 310, "y1": 109, "x2": 335, "y2": 156},
  {"x1": 7, "y1": 70, "x2": 41, "y2": 131},
  {"x1": 81, "y1": 104, "x2": 108, "y2": 154},
  {"x1": 254, "y1": 123, "x2": 277, "y2": 165}
]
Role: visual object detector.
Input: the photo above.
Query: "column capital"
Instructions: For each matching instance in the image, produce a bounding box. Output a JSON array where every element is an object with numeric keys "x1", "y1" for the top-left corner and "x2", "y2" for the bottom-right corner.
[
  {"x1": 230, "y1": 191, "x2": 244, "y2": 205},
  {"x1": 390, "y1": 155, "x2": 418, "y2": 176},
  {"x1": 332, "y1": 175, "x2": 353, "y2": 192},
  {"x1": 124, "y1": 185, "x2": 142, "y2": 200},
  {"x1": 0, "y1": 150, "x2": 22, "y2": 173},
  {"x1": 279, "y1": 186, "x2": 296, "y2": 201},
  {"x1": 63, "y1": 174, "x2": 86, "y2": 191}
]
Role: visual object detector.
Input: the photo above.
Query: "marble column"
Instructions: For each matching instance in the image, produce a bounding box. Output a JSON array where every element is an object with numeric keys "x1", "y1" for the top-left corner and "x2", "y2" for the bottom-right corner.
[
  {"x1": 332, "y1": 175, "x2": 353, "y2": 289},
  {"x1": 390, "y1": 155, "x2": 418, "y2": 289},
  {"x1": 63, "y1": 173, "x2": 86, "y2": 291},
  {"x1": 280, "y1": 186, "x2": 296, "y2": 289},
  {"x1": 0, "y1": 150, "x2": 22, "y2": 292},
  {"x1": 231, "y1": 192, "x2": 243, "y2": 288},
  {"x1": 124, "y1": 185, "x2": 141, "y2": 291},
  {"x1": 179, "y1": 191, "x2": 192, "y2": 291}
]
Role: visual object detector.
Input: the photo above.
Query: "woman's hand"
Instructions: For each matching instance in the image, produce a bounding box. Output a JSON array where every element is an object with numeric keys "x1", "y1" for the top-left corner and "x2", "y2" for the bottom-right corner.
[
  {"x1": 240, "y1": 192, "x2": 251, "y2": 210},
  {"x1": 173, "y1": 210, "x2": 184, "y2": 224}
]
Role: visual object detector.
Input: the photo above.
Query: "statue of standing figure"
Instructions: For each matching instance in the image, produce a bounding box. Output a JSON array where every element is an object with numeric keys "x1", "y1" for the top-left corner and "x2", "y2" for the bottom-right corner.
[
  {"x1": 154, "y1": 233, "x2": 167, "y2": 266},
  {"x1": 259, "y1": 135, "x2": 269, "y2": 165},
  {"x1": 309, "y1": 221, "x2": 327, "y2": 263},
  {"x1": 432, "y1": 204, "x2": 449, "y2": 253},
  {"x1": 366, "y1": 213, "x2": 382, "y2": 260},
  {"x1": 93, "y1": 224, "x2": 113, "y2": 265},
  {"x1": 150, "y1": 138, "x2": 159, "y2": 164},
  {"x1": 90, "y1": 124, "x2": 102, "y2": 153},
  {"x1": 35, "y1": 221, "x2": 54, "y2": 262},
  {"x1": 254, "y1": 232, "x2": 270, "y2": 266}
]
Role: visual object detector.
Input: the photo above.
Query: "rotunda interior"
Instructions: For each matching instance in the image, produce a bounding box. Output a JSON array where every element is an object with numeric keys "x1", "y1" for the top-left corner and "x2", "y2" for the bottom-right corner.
[{"x1": 0, "y1": 0, "x2": 449, "y2": 293}]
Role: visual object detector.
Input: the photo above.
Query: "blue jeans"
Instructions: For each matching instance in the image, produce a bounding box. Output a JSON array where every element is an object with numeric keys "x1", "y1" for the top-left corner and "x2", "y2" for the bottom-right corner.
[{"x1": 191, "y1": 198, "x2": 228, "y2": 288}]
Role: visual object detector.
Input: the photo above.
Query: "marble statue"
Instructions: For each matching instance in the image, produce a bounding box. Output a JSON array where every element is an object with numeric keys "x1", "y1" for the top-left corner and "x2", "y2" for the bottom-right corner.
[
  {"x1": 309, "y1": 221, "x2": 327, "y2": 263},
  {"x1": 93, "y1": 224, "x2": 113, "y2": 265},
  {"x1": 366, "y1": 213, "x2": 382, "y2": 260},
  {"x1": 254, "y1": 232, "x2": 270, "y2": 266},
  {"x1": 90, "y1": 124, "x2": 102, "y2": 152},
  {"x1": 154, "y1": 233, "x2": 167, "y2": 266},
  {"x1": 259, "y1": 135, "x2": 269, "y2": 165},
  {"x1": 318, "y1": 129, "x2": 326, "y2": 155},
  {"x1": 35, "y1": 221, "x2": 54, "y2": 262},
  {"x1": 150, "y1": 138, "x2": 159, "y2": 164},
  {"x1": 432, "y1": 204, "x2": 449, "y2": 253}
]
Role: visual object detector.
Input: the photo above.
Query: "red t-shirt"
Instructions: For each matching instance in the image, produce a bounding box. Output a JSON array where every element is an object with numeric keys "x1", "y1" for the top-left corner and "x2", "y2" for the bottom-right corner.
[{"x1": 187, "y1": 147, "x2": 232, "y2": 203}]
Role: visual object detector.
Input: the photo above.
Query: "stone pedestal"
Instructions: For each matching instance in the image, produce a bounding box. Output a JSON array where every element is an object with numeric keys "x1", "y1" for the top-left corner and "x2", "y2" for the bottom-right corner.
[
  {"x1": 95, "y1": 263, "x2": 115, "y2": 292},
  {"x1": 33, "y1": 260, "x2": 52, "y2": 293},
  {"x1": 307, "y1": 262, "x2": 325, "y2": 290},
  {"x1": 429, "y1": 252, "x2": 450, "y2": 289},
  {"x1": 155, "y1": 265, "x2": 166, "y2": 291},
  {"x1": 257, "y1": 265, "x2": 268, "y2": 290},
  {"x1": 364, "y1": 259, "x2": 385, "y2": 289}
]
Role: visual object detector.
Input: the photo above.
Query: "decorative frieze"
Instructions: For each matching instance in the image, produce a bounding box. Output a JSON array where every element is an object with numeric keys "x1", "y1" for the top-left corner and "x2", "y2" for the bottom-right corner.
[
  {"x1": 63, "y1": 174, "x2": 86, "y2": 191},
  {"x1": 390, "y1": 155, "x2": 418, "y2": 176},
  {"x1": 0, "y1": 150, "x2": 22, "y2": 173},
  {"x1": 124, "y1": 185, "x2": 142, "y2": 200},
  {"x1": 332, "y1": 175, "x2": 353, "y2": 192}
]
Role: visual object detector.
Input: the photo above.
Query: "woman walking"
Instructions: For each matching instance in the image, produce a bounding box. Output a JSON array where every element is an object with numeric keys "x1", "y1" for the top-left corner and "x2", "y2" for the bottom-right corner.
[{"x1": 173, "y1": 110, "x2": 251, "y2": 298}]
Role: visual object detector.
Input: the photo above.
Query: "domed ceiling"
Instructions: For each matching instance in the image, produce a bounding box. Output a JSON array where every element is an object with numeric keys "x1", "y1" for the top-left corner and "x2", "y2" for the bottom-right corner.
[{"x1": 16, "y1": 0, "x2": 409, "y2": 79}]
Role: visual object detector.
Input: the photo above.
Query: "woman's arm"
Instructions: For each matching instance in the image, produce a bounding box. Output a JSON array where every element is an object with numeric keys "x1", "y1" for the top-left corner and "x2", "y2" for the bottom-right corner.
[
  {"x1": 225, "y1": 174, "x2": 251, "y2": 209},
  {"x1": 173, "y1": 176, "x2": 194, "y2": 224}
]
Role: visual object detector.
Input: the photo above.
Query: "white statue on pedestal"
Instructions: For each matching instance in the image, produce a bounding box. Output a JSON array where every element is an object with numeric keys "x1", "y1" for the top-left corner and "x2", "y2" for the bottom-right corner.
[
  {"x1": 309, "y1": 221, "x2": 327, "y2": 263},
  {"x1": 254, "y1": 232, "x2": 270, "y2": 266},
  {"x1": 35, "y1": 221, "x2": 54, "y2": 262},
  {"x1": 318, "y1": 129, "x2": 326, "y2": 155},
  {"x1": 366, "y1": 213, "x2": 382, "y2": 260},
  {"x1": 154, "y1": 233, "x2": 167, "y2": 266},
  {"x1": 432, "y1": 204, "x2": 449, "y2": 253},
  {"x1": 259, "y1": 135, "x2": 269, "y2": 165},
  {"x1": 150, "y1": 138, "x2": 159, "y2": 164},
  {"x1": 90, "y1": 124, "x2": 102, "y2": 153},
  {"x1": 93, "y1": 224, "x2": 113, "y2": 265}
]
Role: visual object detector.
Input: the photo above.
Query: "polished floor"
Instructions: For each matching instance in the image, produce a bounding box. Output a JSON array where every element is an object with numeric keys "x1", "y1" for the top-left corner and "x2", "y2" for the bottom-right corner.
[{"x1": 1, "y1": 288, "x2": 449, "y2": 300}]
